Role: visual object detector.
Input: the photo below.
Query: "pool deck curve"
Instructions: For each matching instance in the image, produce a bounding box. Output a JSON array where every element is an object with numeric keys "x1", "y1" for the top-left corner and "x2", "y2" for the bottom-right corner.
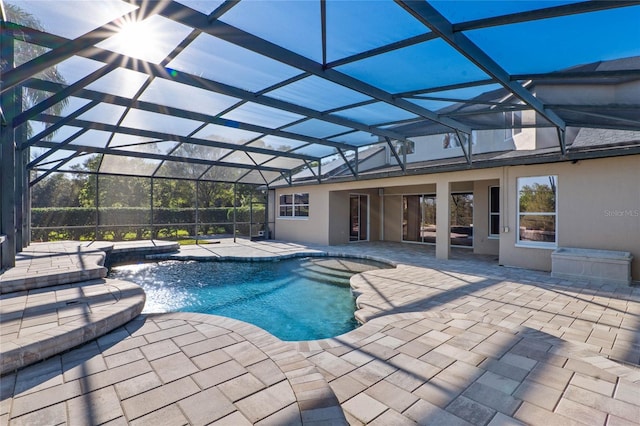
[{"x1": 1, "y1": 239, "x2": 640, "y2": 425}]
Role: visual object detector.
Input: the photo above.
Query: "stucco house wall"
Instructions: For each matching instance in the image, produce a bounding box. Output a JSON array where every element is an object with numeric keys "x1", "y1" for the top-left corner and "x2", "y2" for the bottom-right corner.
[
  {"x1": 383, "y1": 194, "x2": 403, "y2": 242},
  {"x1": 400, "y1": 129, "x2": 516, "y2": 163},
  {"x1": 273, "y1": 186, "x2": 330, "y2": 245},
  {"x1": 327, "y1": 188, "x2": 382, "y2": 245},
  {"x1": 499, "y1": 155, "x2": 640, "y2": 279},
  {"x1": 473, "y1": 179, "x2": 500, "y2": 255},
  {"x1": 275, "y1": 153, "x2": 640, "y2": 281},
  {"x1": 328, "y1": 191, "x2": 349, "y2": 245}
]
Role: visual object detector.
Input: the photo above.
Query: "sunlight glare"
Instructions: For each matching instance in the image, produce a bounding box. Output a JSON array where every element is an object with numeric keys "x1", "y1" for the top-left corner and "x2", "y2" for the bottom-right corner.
[
  {"x1": 118, "y1": 20, "x2": 156, "y2": 61},
  {"x1": 98, "y1": 16, "x2": 168, "y2": 64}
]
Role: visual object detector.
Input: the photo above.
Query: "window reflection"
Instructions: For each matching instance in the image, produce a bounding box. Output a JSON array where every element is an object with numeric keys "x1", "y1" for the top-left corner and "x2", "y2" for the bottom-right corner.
[
  {"x1": 279, "y1": 193, "x2": 308, "y2": 218},
  {"x1": 402, "y1": 195, "x2": 436, "y2": 244},
  {"x1": 518, "y1": 176, "x2": 557, "y2": 244}
]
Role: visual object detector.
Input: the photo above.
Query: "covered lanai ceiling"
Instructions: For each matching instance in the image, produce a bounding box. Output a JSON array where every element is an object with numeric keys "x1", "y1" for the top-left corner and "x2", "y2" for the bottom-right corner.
[{"x1": 2, "y1": 0, "x2": 639, "y2": 186}]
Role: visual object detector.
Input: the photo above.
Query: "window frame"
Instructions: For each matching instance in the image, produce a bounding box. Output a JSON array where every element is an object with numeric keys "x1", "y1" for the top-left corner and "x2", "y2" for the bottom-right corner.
[
  {"x1": 516, "y1": 175, "x2": 558, "y2": 248},
  {"x1": 489, "y1": 185, "x2": 500, "y2": 239},
  {"x1": 442, "y1": 132, "x2": 476, "y2": 150},
  {"x1": 504, "y1": 110, "x2": 523, "y2": 140},
  {"x1": 278, "y1": 192, "x2": 309, "y2": 219},
  {"x1": 512, "y1": 110, "x2": 522, "y2": 135}
]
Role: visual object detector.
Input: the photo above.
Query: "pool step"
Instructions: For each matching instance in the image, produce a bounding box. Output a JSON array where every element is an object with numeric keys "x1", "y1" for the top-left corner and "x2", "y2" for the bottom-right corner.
[
  {"x1": 302, "y1": 261, "x2": 357, "y2": 278},
  {"x1": 0, "y1": 240, "x2": 179, "y2": 294},
  {"x1": 303, "y1": 261, "x2": 359, "y2": 277},
  {"x1": 0, "y1": 243, "x2": 111, "y2": 294},
  {"x1": 295, "y1": 267, "x2": 353, "y2": 287}
]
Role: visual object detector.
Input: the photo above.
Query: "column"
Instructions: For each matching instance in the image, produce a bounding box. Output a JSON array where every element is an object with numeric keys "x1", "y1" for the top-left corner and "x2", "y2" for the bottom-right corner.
[
  {"x1": 1, "y1": 24, "x2": 17, "y2": 267},
  {"x1": 435, "y1": 180, "x2": 451, "y2": 260}
]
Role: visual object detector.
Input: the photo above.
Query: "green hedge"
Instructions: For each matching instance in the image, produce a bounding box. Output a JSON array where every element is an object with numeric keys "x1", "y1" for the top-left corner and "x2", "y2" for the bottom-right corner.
[
  {"x1": 33, "y1": 207, "x2": 96, "y2": 227},
  {"x1": 31, "y1": 206, "x2": 265, "y2": 241}
]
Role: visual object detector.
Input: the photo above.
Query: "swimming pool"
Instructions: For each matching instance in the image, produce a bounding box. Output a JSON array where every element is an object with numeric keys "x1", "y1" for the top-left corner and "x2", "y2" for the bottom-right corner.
[{"x1": 108, "y1": 257, "x2": 389, "y2": 341}]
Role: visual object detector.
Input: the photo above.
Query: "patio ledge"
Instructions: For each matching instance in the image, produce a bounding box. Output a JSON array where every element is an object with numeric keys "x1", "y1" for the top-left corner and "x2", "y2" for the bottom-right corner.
[{"x1": 0, "y1": 279, "x2": 145, "y2": 375}]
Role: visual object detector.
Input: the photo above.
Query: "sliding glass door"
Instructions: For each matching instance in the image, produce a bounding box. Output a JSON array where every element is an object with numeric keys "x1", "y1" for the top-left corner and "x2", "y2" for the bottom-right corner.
[
  {"x1": 402, "y1": 193, "x2": 473, "y2": 246},
  {"x1": 402, "y1": 195, "x2": 436, "y2": 244},
  {"x1": 349, "y1": 194, "x2": 368, "y2": 242},
  {"x1": 450, "y1": 193, "x2": 473, "y2": 247}
]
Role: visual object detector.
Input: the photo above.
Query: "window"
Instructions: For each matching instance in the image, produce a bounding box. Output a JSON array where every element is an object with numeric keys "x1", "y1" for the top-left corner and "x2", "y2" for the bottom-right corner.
[
  {"x1": 489, "y1": 186, "x2": 500, "y2": 237},
  {"x1": 504, "y1": 111, "x2": 522, "y2": 139},
  {"x1": 517, "y1": 176, "x2": 557, "y2": 246},
  {"x1": 443, "y1": 132, "x2": 477, "y2": 149},
  {"x1": 393, "y1": 140, "x2": 415, "y2": 155},
  {"x1": 279, "y1": 193, "x2": 309, "y2": 218},
  {"x1": 513, "y1": 111, "x2": 522, "y2": 135}
]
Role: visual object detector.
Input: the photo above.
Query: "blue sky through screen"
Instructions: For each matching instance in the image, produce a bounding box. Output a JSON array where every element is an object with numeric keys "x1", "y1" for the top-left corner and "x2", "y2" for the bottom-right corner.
[{"x1": 7, "y1": 0, "x2": 640, "y2": 176}]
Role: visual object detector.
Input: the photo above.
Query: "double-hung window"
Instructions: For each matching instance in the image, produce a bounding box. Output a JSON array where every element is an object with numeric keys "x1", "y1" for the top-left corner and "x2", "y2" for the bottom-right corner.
[
  {"x1": 279, "y1": 193, "x2": 309, "y2": 218},
  {"x1": 517, "y1": 176, "x2": 557, "y2": 246}
]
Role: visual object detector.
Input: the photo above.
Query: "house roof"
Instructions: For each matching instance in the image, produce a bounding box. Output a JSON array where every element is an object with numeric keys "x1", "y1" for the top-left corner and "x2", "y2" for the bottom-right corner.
[
  {"x1": 2, "y1": 0, "x2": 639, "y2": 186},
  {"x1": 290, "y1": 130, "x2": 640, "y2": 186}
]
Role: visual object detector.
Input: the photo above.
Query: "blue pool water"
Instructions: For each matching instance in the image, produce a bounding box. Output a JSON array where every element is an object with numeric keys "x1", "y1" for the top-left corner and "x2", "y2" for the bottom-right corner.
[{"x1": 108, "y1": 257, "x2": 389, "y2": 341}]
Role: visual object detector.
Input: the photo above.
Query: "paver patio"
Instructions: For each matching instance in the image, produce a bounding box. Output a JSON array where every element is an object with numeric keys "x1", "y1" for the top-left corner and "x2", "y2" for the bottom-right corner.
[{"x1": 1, "y1": 239, "x2": 639, "y2": 425}]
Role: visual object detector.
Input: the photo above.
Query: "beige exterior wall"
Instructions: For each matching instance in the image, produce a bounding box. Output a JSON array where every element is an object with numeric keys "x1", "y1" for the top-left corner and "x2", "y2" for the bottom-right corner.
[
  {"x1": 327, "y1": 189, "x2": 382, "y2": 245},
  {"x1": 473, "y1": 179, "x2": 500, "y2": 255},
  {"x1": 274, "y1": 186, "x2": 330, "y2": 245},
  {"x1": 368, "y1": 190, "x2": 382, "y2": 242},
  {"x1": 275, "y1": 154, "x2": 639, "y2": 280},
  {"x1": 383, "y1": 194, "x2": 402, "y2": 242},
  {"x1": 275, "y1": 169, "x2": 500, "y2": 245},
  {"x1": 500, "y1": 155, "x2": 640, "y2": 279},
  {"x1": 383, "y1": 184, "x2": 436, "y2": 195},
  {"x1": 328, "y1": 191, "x2": 349, "y2": 245}
]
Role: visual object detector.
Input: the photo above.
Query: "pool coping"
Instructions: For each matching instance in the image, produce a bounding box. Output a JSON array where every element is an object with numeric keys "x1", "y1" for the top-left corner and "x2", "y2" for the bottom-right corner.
[{"x1": 148, "y1": 247, "x2": 399, "y2": 268}]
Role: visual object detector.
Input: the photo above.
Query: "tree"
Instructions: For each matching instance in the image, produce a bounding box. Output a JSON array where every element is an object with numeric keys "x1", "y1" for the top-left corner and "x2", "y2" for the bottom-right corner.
[
  {"x1": 153, "y1": 179, "x2": 195, "y2": 208},
  {"x1": 197, "y1": 181, "x2": 233, "y2": 208},
  {"x1": 519, "y1": 183, "x2": 556, "y2": 214},
  {"x1": 3, "y1": 3, "x2": 69, "y2": 140},
  {"x1": 519, "y1": 182, "x2": 556, "y2": 234},
  {"x1": 450, "y1": 194, "x2": 473, "y2": 227},
  {"x1": 74, "y1": 155, "x2": 151, "y2": 208},
  {"x1": 31, "y1": 173, "x2": 83, "y2": 208}
]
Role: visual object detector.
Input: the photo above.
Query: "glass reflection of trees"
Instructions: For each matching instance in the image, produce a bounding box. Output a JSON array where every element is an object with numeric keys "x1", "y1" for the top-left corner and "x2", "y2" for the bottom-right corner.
[
  {"x1": 518, "y1": 176, "x2": 557, "y2": 244},
  {"x1": 402, "y1": 193, "x2": 474, "y2": 246},
  {"x1": 450, "y1": 193, "x2": 473, "y2": 247}
]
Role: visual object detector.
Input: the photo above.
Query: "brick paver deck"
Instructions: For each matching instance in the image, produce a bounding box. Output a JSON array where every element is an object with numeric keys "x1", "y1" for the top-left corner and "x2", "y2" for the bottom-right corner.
[{"x1": 1, "y1": 239, "x2": 639, "y2": 425}]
